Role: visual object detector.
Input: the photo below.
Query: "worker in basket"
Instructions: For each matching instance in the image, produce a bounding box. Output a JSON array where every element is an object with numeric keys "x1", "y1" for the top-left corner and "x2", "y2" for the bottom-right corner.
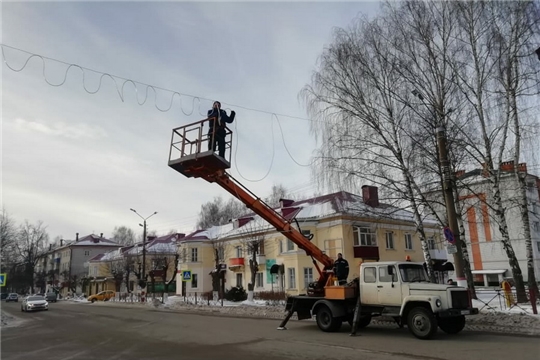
[{"x1": 207, "y1": 101, "x2": 235, "y2": 158}]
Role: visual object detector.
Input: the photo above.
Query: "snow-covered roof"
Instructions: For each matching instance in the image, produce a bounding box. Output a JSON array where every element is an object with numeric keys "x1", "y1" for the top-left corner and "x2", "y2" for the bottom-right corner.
[
  {"x1": 183, "y1": 223, "x2": 235, "y2": 241},
  {"x1": 71, "y1": 234, "x2": 119, "y2": 246}
]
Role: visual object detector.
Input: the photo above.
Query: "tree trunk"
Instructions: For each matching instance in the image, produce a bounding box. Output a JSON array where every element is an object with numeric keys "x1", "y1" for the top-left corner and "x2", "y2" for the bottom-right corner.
[
  {"x1": 453, "y1": 185, "x2": 477, "y2": 299},
  {"x1": 248, "y1": 254, "x2": 258, "y2": 302},
  {"x1": 492, "y1": 178, "x2": 528, "y2": 302}
]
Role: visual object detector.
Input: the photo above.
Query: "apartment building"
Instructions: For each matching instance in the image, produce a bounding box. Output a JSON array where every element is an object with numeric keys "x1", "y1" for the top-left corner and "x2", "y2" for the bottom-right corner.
[
  {"x1": 177, "y1": 187, "x2": 447, "y2": 297},
  {"x1": 448, "y1": 161, "x2": 540, "y2": 286},
  {"x1": 34, "y1": 233, "x2": 120, "y2": 296}
]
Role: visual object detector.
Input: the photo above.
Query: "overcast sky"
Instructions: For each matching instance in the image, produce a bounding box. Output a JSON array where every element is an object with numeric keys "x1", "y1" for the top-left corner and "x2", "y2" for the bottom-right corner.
[{"x1": 2, "y1": 1, "x2": 381, "y2": 241}]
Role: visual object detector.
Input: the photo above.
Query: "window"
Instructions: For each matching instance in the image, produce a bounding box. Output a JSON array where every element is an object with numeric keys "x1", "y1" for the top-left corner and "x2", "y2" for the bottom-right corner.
[
  {"x1": 379, "y1": 266, "x2": 396, "y2": 282},
  {"x1": 385, "y1": 232, "x2": 394, "y2": 249},
  {"x1": 364, "y1": 267, "x2": 376, "y2": 283},
  {"x1": 537, "y1": 242, "x2": 540, "y2": 252},
  {"x1": 236, "y1": 246, "x2": 243, "y2": 258},
  {"x1": 287, "y1": 268, "x2": 296, "y2": 289},
  {"x1": 533, "y1": 222, "x2": 540, "y2": 233},
  {"x1": 427, "y1": 238, "x2": 435, "y2": 250},
  {"x1": 259, "y1": 241, "x2": 265, "y2": 255},
  {"x1": 279, "y1": 240, "x2": 283, "y2": 253},
  {"x1": 405, "y1": 234, "x2": 413, "y2": 250},
  {"x1": 287, "y1": 239, "x2": 294, "y2": 251},
  {"x1": 256, "y1": 272, "x2": 264, "y2": 288},
  {"x1": 191, "y1": 274, "x2": 198, "y2": 288},
  {"x1": 353, "y1": 226, "x2": 377, "y2": 246},
  {"x1": 324, "y1": 238, "x2": 342, "y2": 259},
  {"x1": 191, "y1": 248, "x2": 198, "y2": 262},
  {"x1": 303, "y1": 268, "x2": 313, "y2": 289},
  {"x1": 84, "y1": 250, "x2": 90, "y2": 256},
  {"x1": 236, "y1": 273, "x2": 243, "y2": 287}
]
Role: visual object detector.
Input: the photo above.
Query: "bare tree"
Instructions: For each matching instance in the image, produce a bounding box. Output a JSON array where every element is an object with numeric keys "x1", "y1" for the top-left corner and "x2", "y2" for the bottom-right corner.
[
  {"x1": 0, "y1": 208, "x2": 18, "y2": 270},
  {"x1": 196, "y1": 196, "x2": 246, "y2": 229},
  {"x1": 265, "y1": 184, "x2": 293, "y2": 207},
  {"x1": 111, "y1": 226, "x2": 136, "y2": 246},
  {"x1": 235, "y1": 219, "x2": 265, "y2": 302},
  {"x1": 209, "y1": 239, "x2": 228, "y2": 300},
  {"x1": 14, "y1": 220, "x2": 49, "y2": 293}
]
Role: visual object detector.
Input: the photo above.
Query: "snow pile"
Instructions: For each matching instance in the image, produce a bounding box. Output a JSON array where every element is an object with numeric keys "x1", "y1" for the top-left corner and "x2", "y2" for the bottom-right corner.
[{"x1": 1, "y1": 312, "x2": 23, "y2": 328}]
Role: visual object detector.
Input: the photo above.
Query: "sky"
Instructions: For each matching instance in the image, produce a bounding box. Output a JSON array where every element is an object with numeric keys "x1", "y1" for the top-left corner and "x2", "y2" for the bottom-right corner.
[{"x1": 2, "y1": 1, "x2": 382, "y2": 242}]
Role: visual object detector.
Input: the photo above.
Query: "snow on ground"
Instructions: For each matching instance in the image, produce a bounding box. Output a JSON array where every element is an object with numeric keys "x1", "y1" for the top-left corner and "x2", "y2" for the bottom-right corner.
[
  {"x1": 1, "y1": 312, "x2": 24, "y2": 328},
  {"x1": 473, "y1": 289, "x2": 538, "y2": 315}
]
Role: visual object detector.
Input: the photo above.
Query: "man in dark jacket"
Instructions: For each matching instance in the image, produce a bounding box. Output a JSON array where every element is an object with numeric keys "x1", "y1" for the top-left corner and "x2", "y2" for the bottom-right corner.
[
  {"x1": 333, "y1": 253, "x2": 349, "y2": 285},
  {"x1": 207, "y1": 101, "x2": 235, "y2": 158}
]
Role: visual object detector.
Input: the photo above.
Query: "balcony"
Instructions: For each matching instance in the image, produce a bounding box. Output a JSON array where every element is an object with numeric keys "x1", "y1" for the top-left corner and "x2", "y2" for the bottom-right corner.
[
  {"x1": 229, "y1": 258, "x2": 245, "y2": 267},
  {"x1": 353, "y1": 246, "x2": 380, "y2": 260}
]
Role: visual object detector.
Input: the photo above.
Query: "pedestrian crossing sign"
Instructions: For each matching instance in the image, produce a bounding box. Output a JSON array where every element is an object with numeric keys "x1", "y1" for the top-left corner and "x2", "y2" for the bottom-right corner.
[
  {"x1": 182, "y1": 270, "x2": 192, "y2": 281},
  {"x1": 0, "y1": 273, "x2": 6, "y2": 287}
]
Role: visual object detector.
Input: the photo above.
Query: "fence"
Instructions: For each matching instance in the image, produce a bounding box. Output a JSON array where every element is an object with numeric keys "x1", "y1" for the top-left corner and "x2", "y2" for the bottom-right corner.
[{"x1": 474, "y1": 288, "x2": 538, "y2": 314}]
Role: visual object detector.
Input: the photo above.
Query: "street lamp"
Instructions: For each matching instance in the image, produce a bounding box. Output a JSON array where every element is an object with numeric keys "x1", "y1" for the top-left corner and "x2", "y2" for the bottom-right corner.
[{"x1": 130, "y1": 208, "x2": 158, "y2": 288}]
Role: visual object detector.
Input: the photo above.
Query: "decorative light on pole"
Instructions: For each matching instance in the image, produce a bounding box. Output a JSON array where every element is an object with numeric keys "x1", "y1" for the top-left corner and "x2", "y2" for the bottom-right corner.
[{"x1": 130, "y1": 208, "x2": 158, "y2": 289}]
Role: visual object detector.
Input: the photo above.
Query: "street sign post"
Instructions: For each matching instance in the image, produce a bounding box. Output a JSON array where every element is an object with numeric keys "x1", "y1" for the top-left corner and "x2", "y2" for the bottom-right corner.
[
  {"x1": 0, "y1": 273, "x2": 6, "y2": 287},
  {"x1": 182, "y1": 270, "x2": 192, "y2": 282},
  {"x1": 447, "y1": 244, "x2": 457, "y2": 255}
]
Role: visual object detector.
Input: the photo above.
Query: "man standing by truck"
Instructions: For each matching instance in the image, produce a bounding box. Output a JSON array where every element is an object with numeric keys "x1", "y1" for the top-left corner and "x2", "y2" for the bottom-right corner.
[{"x1": 333, "y1": 253, "x2": 349, "y2": 285}]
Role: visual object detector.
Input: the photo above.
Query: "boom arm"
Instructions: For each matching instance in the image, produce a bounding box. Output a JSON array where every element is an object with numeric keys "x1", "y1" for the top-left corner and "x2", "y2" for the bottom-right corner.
[
  {"x1": 206, "y1": 169, "x2": 335, "y2": 293},
  {"x1": 167, "y1": 119, "x2": 335, "y2": 295}
]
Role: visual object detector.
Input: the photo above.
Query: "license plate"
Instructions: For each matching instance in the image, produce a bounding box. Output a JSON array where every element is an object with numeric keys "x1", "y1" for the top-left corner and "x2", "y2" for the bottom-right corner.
[{"x1": 460, "y1": 310, "x2": 470, "y2": 315}]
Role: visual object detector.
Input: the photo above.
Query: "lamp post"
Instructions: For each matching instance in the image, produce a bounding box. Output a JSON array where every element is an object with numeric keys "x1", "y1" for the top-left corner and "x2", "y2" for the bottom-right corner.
[{"x1": 130, "y1": 209, "x2": 157, "y2": 288}]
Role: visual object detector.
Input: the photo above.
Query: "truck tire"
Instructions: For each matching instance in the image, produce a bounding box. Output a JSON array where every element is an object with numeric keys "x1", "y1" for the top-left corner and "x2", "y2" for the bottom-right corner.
[
  {"x1": 438, "y1": 316, "x2": 465, "y2": 334},
  {"x1": 347, "y1": 315, "x2": 372, "y2": 328},
  {"x1": 316, "y1": 305, "x2": 342, "y2": 332},
  {"x1": 407, "y1": 307, "x2": 438, "y2": 340}
]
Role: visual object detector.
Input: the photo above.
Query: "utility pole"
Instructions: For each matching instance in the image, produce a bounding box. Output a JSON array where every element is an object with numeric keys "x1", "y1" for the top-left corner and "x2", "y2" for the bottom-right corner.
[
  {"x1": 436, "y1": 127, "x2": 466, "y2": 286},
  {"x1": 130, "y1": 209, "x2": 158, "y2": 288}
]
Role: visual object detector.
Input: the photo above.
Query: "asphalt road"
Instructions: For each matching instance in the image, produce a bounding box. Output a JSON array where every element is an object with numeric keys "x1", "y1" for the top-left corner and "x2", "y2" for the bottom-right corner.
[{"x1": 1, "y1": 300, "x2": 538, "y2": 360}]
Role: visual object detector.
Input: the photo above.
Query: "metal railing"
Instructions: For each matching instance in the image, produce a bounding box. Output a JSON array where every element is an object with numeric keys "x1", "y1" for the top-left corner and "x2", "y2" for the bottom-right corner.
[{"x1": 474, "y1": 288, "x2": 538, "y2": 314}]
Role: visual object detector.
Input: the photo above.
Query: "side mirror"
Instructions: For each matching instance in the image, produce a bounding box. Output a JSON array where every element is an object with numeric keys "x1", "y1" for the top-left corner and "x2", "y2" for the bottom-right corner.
[{"x1": 387, "y1": 265, "x2": 394, "y2": 275}]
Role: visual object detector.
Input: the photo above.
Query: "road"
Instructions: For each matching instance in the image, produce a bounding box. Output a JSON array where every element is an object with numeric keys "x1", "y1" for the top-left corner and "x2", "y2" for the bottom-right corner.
[{"x1": 1, "y1": 300, "x2": 538, "y2": 360}]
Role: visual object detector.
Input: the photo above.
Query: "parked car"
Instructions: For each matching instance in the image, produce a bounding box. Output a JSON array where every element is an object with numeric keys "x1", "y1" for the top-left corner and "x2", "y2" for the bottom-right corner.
[
  {"x1": 21, "y1": 295, "x2": 48, "y2": 312},
  {"x1": 45, "y1": 292, "x2": 58, "y2": 302},
  {"x1": 87, "y1": 290, "x2": 115, "y2": 303},
  {"x1": 6, "y1": 293, "x2": 18, "y2": 302}
]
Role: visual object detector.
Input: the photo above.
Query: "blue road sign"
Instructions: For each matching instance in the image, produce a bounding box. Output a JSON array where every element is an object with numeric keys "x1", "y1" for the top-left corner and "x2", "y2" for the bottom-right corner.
[
  {"x1": 182, "y1": 270, "x2": 192, "y2": 281},
  {"x1": 0, "y1": 273, "x2": 6, "y2": 287},
  {"x1": 443, "y1": 227, "x2": 455, "y2": 244}
]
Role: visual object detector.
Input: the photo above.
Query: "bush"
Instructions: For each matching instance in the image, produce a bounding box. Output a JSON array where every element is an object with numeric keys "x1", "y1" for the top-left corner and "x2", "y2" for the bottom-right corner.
[{"x1": 225, "y1": 286, "x2": 247, "y2": 302}]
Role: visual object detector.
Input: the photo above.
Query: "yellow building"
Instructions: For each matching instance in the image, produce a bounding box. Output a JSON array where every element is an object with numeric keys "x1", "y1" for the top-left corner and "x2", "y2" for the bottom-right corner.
[{"x1": 208, "y1": 188, "x2": 446, "y2": 296}]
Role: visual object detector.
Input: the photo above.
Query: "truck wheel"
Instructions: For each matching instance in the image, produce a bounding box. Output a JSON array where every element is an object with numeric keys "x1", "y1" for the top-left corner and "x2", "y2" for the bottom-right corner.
[
  {"x1": 407, "y1": 307, "x2": 438, "y2": 340},
  {"x1": 438, "y1": 316, "x2": 465, "y2": 334},
  {"x1": 316, "y1": 305, "x2": 342, "y2": 332},
  {"x1": 347, "y1": 315, "x2": 372, "y2": 328}
]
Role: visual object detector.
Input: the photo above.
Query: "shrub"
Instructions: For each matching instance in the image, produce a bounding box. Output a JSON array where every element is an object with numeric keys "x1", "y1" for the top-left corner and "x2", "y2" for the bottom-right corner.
[{"x1": 225, "y1": 286, "x2": 247, "y2": 302}]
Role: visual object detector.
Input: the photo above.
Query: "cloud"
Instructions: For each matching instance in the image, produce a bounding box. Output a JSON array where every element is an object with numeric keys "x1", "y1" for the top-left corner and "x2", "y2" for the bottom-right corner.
[{"x1": 13, "y1": 118, "x2": 108, "y2": 140}]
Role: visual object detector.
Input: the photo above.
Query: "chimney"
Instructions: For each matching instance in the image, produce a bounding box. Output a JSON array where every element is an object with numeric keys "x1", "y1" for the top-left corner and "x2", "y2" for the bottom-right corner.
[
  {"x1": 49, "y1": 244, "x2": 52, "y2": 251},
  {"x1": 500, "y1": 160, "x2": 514, "y2": 172},
  {"x1": 100, "y1": 233, "x2": 103, "y2": 238},
  {"x1": 60, "y1": 239, "x2": 63, "y2": 246},
  {"x1": 362, "y1": 185, "x2": 379, "y2": 207},
  {"x1": 76, "y1": 233, "x2": 79, "y2": 241},
  {"x1": 279, "y1": 198, "x2": 295, "y2": 208},
  {"x1": 147, "y1": 236, "x2": 157, "y2": 241},
  {"x1": 176, "y1": 233, "x2": 186, "y2": 239}
]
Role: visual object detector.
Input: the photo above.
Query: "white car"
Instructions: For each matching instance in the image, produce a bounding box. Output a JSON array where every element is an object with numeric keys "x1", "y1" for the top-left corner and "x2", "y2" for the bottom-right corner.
[{"x1": 21, "y1": 295, "x2": 49, "y2": 312}]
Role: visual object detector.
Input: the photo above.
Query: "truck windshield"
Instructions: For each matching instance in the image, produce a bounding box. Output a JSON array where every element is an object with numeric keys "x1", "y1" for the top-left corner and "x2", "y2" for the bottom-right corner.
[{"x1": 399, "y1": 264, "x2": 428, "y2": 282}]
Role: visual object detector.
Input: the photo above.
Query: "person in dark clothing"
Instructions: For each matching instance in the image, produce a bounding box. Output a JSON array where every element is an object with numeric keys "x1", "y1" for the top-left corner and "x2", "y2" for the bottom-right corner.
[
  {"x1": 333, "y1": 253, "x2": 349, "y2": 285},
  {"x1": 207, "y1": 101, "x2": 235, "y2": 158}
]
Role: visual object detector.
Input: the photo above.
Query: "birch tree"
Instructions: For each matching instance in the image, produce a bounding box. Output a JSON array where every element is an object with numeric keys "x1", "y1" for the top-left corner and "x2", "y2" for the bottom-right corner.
[{"x1": 14, "y1": 221, "x2": 49, "y2": 293}]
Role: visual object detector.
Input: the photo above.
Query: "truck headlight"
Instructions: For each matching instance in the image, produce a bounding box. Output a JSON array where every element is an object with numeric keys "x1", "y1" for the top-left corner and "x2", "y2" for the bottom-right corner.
[{"x1": 436, "y1": 299, "x2": 442, "y2": 307}]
